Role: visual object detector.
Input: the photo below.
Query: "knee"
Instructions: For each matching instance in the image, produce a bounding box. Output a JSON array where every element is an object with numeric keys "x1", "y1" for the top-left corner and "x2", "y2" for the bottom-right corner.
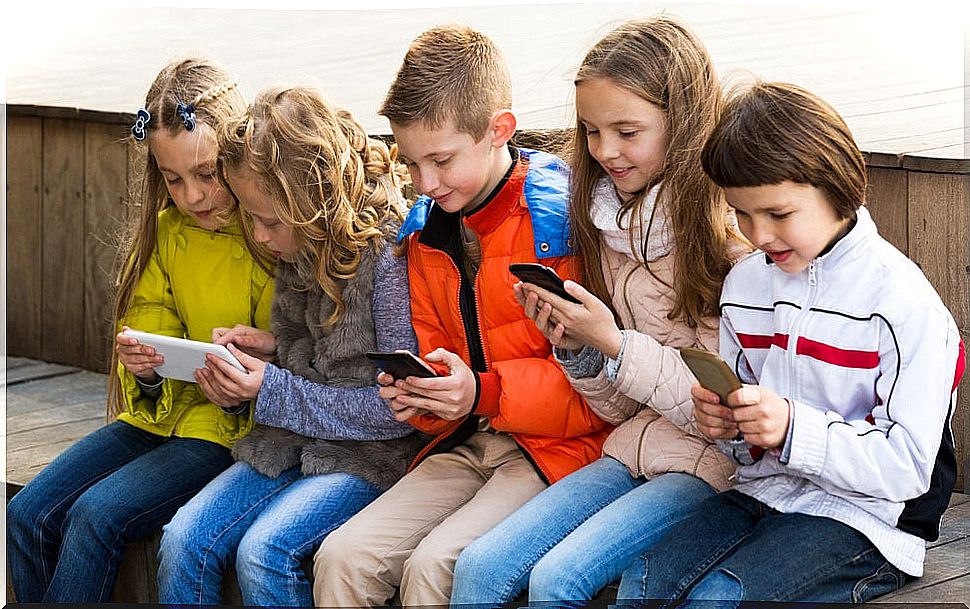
[
  {"x1": 529, "y1": 552, "x2": 579, "y2": 600},
  {"x1": 5, "y1": 491, "x2": 38, "y2": 537},
  {"x1": 158, "y1": 506, "x2": 204, "y2": 565},
  {"x1": 313, "y1": 522, "x2": 363, "y2": 581},
  {"x1": 688, "y1": 568, "x2": 743, "y2": 603},
  {"x1": 453, "y1": 536, "x2": 503, "y2": 583},
  {"x1": 62, "y1": 492, "x2": 116, "y2": 537}
]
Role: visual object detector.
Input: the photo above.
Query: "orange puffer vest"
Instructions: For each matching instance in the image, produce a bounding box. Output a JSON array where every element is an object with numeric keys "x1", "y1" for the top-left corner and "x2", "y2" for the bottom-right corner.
[{"x1": 398, "y1": 148, "x2": 612, "y2": 484}]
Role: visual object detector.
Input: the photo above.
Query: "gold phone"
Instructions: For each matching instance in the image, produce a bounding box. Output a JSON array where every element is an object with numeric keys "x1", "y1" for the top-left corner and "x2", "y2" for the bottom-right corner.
[{"x1": 680, "y1": 347, "x2": 743, "y2": 404}]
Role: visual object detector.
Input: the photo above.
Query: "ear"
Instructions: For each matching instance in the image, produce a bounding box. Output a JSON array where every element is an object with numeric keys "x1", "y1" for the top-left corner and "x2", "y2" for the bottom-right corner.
[{"x1": 487, "y1": 109, "x2": 517, "y2": 149}]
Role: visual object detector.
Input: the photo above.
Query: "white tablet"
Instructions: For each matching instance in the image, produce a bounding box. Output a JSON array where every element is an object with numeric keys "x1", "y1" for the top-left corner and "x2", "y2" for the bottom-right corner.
[{"x1": 122, "y1": 329, "x2": 245, "y2": 383}]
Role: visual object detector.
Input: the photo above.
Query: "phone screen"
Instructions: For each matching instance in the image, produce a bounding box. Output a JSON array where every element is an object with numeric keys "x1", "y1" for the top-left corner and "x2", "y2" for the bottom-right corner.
[
  {"x1": 508, "y1": 263, "x2": 581, "y2": 304},
  {"x1": 365, "y1": 351, "x2": 437, "y2": 379}
]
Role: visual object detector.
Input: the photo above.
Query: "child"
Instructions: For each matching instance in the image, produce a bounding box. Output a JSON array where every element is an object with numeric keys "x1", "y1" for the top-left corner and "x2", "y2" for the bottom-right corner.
[
  {"x1": 5, "y1": 57, "x2": 274, "y2": 603},
  {"x1": 311, "y1": 24, "x2": 613, "y2": 607},
  {"x1": 451, "y1": 16, "x2": 750, "y2": 605},
  {"x1": 155, "y1": 86, "x2": 425, "y2": 606},
  {"x1": 640, "y1": 81, "x2": 964, "y2": 605}
]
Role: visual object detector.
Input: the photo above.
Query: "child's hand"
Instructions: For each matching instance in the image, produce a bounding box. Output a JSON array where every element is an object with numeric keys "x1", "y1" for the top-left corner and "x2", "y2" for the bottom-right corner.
[
  {"x1": 115, "y1": 326, "x2": 164, "y2": 381},
  {"x1": 195, "y1": 343, "x2": 265, "y2": 408},
  {"x1": 517, "y1": 280, "x2": 623, "y2": 358},
  {"x1": 390, "y1": 348, "x2": 476, "y2": 422},
  {"x1": 726, "y1": 385, "x2": 791, "y2": 449},
  {"x1": 212, "y1": 325, "x2": 277, "y2": 361},
  {"x1": 377, "y1": 371, "x2": 426, "y2": 420},
  {"x1": 513, "y1": 282, "x2": 584, "y2": 352},
  {"x1": 692, "y1": 383, "x2": 740, "y2": 440}
]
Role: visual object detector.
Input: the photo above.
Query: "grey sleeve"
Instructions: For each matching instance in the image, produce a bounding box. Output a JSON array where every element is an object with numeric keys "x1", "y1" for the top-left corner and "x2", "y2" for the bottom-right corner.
[{"x1": 253, "y1": 245, "x2": 415, "y2": 441}]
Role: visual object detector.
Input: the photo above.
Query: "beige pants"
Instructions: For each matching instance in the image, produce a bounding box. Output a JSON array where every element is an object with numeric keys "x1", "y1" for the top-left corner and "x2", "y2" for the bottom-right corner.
[{"x1": 312, "y1": 432, "x2": 548, "y2": 607}]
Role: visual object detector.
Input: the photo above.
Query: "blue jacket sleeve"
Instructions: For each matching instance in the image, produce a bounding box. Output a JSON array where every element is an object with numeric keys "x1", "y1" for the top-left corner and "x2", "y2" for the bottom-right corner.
[{"x1": 253, "y1": 246, "x2": 416, "y2": 441}]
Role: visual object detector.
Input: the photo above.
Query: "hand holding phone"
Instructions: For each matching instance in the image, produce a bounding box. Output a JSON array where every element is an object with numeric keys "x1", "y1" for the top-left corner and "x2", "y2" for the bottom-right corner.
[
  {"x1": 679, "y1": 347, "x2": 742, "y2": 404},
  {"x1": 365, "y1": 350, "x2": 438, "y2": 380},
  {"x1": 509, "y1": 263, "x2": 581, "y2": 304}
]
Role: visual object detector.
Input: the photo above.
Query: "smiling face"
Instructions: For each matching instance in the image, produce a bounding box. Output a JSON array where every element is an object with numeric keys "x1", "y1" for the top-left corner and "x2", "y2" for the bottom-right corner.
[
  {"x1": 149, "y1": 127, "x2": 230, "y2": 230},
  {"x1": 575, "y1": 76, "x2": 669, "y2": 202},
  {"x1": 726, "y1": 181, "x2": 852, "y2": 274},
  {"x1": 391, "y1": 115, "x2": 514, "y2": 214},
  {"x1": 225, "y1": 166, "x2": 298, "y2": 262}
]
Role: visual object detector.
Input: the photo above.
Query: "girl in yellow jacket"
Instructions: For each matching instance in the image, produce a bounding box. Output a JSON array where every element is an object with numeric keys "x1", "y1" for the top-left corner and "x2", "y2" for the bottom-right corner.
[{"x1": 6, "y1": 57, "x2": 273, "y2": 604}]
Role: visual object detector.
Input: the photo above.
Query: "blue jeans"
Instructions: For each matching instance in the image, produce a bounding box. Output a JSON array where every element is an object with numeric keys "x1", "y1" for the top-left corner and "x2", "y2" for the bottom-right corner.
[
  {"x1": 157, "y1": 460, "x2": 380, "y2": 606},
  {"x1": 451, "y1": 457, "x2": 716, "y2": 606},
  {"x1": 637, "y1": 490, "x2": 909, "y2": 607},
  {"x1": 5, "y1": 420, "x2": 233, "y2": 603}
]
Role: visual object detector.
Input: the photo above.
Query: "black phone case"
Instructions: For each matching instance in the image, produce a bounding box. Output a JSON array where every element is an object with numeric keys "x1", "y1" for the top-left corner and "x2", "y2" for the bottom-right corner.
[
  {"x1": 508, "y1": 263, "x2": 581, "y2": 303},
  {"x1": 365, "y1": 351, "x2": 437, "y2": 379}
]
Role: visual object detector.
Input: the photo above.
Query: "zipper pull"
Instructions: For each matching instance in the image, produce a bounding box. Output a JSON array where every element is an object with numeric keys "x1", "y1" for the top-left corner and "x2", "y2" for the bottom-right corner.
[{"x1": 808, "y1": 260, "x2": 817, "y2": 286}]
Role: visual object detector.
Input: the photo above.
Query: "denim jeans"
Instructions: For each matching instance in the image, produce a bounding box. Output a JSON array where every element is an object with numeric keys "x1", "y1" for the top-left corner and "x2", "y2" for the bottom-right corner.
[
  {"x1": 157, "y1": 460, "x2": 380, "y2": 606},
  {"x1": 636, "y1": 490, "x2": 909, "y2": 607},
  {"x1": 5, "y1": 421, "x2": 233, "y2": 603},
  {"x1": 450, "y1": 457, "x2": 716, "y2": 607}
]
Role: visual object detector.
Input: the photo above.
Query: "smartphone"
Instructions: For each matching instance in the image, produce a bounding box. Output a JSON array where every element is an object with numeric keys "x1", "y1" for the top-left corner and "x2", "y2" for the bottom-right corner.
[
  {"x1": 679, "y1": 347, "x2": 743, "y2": 404},
  {"x1": 365, "y1": 351, "x2": 438, "y2": 379},
  {"x1": 508, "y1": 262, "x2": 581, "y2": 304}
]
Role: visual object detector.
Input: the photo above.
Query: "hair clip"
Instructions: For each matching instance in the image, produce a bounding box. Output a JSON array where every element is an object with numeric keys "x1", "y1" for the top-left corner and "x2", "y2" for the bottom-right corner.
[
  {"x1": 176, "y1": 101, "x2": 196, "y2": 132},
  {"x1": 131, "y1": 108, "x2": 151, "y2": 141}
]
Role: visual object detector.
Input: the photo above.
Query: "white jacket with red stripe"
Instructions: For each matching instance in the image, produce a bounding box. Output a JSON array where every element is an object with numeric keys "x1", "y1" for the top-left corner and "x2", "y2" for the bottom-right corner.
[{"x1": 717, "y1": 206, "x2": 964, "y2": 577}]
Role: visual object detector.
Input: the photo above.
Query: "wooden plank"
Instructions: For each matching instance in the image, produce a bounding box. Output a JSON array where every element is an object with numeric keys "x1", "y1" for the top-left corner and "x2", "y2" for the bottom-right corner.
[
  {"x1": 866, "y1": 167, "x2": 909, "y2": 255},
  {"x1": 85, "y1": 122, "x2": 129, "y2": 373},
  {"x1": 3, "y1": 359, "x2": 79, "y2": 386},
  {"x1": 4, "y1": 370, "x2": 107, "y2": 417},
  {"x1": 6, "y1": 404, "x2": 104, "y2": 436},
  {"x1": 41, "y1": 118, "x2": 87, "y2": 366},
  {"x1": 908, "y1": 172, "x2": 970, "y2": 493},
  {"x1": 7, "y1": 116, "x2": 44, "y2": 359}
]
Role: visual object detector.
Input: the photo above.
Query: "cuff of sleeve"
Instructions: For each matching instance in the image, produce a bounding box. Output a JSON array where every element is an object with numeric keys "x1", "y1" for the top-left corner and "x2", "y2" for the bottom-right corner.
[
  {"x1": 134, "y1": 374, "x2": 164, "y2": 400},
  {"x1": 252, "y1": 362, "x2": 281, "y2": 422},
  {"x1": 473, "y1": 371, "x2": 502, "y2": 417},
  {"x1": 786, "y1": 400, "x2": 827, "y2": 476},
  {"x1": 778, "y1": 398, "x2": 795, "y2": 464},
  {"x1": 555, "y1": 344, "x2": 605, "y2": 379},
  {"x1": 222, "y1": 400, "x2": 252, "y2": 416},
  {"x1": 603, "y1": 331, "x2": 629, "y2": 382}
]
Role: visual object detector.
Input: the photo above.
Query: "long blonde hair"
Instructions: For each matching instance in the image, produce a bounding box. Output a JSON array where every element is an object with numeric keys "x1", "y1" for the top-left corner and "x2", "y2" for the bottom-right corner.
[
  {"x1": 571, "y1": 16, "x2": 739, "y2": 328},
  {"x1": 108, "y1": 57, "x2": 245, "y2": 416},
  {"x1": 218, "y1": 86, "x2": 408, "y2": 327}
]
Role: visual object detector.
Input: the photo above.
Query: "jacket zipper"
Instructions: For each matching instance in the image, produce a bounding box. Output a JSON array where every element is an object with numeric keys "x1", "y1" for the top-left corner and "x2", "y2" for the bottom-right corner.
[{"x1": 788, "y1": 259, "x2": 820, "y2": 398}]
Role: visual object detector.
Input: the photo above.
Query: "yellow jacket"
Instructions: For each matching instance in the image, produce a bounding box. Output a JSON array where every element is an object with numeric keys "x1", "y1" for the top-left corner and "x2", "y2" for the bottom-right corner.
[{"x1": 116, "y1": 206, "x2": 274, "y2": 448}]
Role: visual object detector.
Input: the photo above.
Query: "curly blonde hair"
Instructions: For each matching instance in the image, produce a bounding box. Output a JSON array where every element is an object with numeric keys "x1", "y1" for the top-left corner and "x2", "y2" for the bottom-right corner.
[
  {"x1": 109, "y1": 57, "x2": 245, "y2": 415},
  {"x1": 218, "y1": 86, "x2": 408, "y2": 327}
]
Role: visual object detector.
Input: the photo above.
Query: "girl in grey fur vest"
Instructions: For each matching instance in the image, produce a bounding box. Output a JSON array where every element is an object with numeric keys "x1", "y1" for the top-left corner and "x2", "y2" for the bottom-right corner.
[{"x1": 156, "y1": 86, "x2": 427, "y2": 606}]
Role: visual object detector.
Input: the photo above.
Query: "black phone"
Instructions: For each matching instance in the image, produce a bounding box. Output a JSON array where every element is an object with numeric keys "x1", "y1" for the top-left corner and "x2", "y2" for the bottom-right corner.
[
  {"x1": 508, "y1": 262, "x2": 581, "y2": 304},
  {"x1": 679, "y1": 347, "x2": 743, "y2": 404},
  {"x1": 365, "y1": 351, "x2": 438, "y2": 379}
]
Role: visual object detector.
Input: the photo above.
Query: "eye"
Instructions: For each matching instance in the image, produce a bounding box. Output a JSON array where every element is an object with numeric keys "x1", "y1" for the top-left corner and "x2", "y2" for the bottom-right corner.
[
  {"x1": 164, "y1": 175, "x2": 181, "y2": 185},
  {"x1": 433, "y1": 157, "x2": 451, "y2": 167},
  {"x1": 770, "y1": 211, "x2": 793, "y2": 220},
  {"x1": 619, "y1": 130, "x2": 639, "y2": 139},
  {"x1": 733, "y1": 209, "x2": 749, "y2": 218}
]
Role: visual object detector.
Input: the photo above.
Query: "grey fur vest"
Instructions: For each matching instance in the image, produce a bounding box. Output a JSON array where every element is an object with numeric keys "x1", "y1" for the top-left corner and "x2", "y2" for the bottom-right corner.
[{"x1": 232, "y1": 230, "x2": 426, "y2": 491}]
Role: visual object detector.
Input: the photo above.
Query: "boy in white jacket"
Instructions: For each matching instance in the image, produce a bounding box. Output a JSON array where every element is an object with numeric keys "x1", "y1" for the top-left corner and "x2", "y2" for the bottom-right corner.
[{"x1": 640, "y1": 81, "x2": 964, "y2": 606}]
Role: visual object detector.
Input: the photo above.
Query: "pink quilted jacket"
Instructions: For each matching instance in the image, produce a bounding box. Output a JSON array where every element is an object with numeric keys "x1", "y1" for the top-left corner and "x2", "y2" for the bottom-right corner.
[{"x1": 567, "y1": 240, "x2": 748, "y2": 492}]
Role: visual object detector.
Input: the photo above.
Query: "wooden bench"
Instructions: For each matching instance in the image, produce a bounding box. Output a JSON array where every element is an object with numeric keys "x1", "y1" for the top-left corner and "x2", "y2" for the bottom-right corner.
[{"x1": 6, "y1": 357, "x2": 969, "y2": 604}]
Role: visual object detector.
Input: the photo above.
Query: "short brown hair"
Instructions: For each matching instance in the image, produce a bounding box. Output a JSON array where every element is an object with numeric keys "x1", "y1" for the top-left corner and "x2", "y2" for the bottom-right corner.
[
  {"x1": 702, "y1": 81, "x2": 866, "y2": 219},
  {"x1": 379, "y1": 24, "x2": 512, "y2": 140}
]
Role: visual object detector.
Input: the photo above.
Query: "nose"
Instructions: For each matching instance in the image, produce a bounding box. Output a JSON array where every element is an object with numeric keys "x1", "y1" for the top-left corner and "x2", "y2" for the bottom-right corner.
[
  {"x1": 185, "y1": 178, "x2": 206, "y2": 206},
  {"x1": 589, "y1": 134, "x2": 618, "y2": 163},
  {"x1": 415, "y1": 166, "x2": 440, "y2": 197},
  {"x1": 746, "y1": 219, "x2": 772, "y2": 249},
  {"x1": 252, "y1": 222, "x2": 271, "y2": 244}
]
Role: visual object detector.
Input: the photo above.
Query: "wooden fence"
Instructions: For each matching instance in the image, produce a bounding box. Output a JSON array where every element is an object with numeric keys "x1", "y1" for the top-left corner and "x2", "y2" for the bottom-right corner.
[{"x1": 6, "y1": 105, "x2": 969, "y2": 492}]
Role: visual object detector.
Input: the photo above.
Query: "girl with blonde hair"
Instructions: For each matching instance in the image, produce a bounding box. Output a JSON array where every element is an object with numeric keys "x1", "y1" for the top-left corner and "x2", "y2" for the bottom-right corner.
[
  {"x1": 5, "y1": 57, "x2": 274, "y2": 603},
  {"x1": 156, "y1": 86, "x2": 425, "y2": 606},
  {"x1": 451, "y1": 16, "x2": 750, "y2": 604}
]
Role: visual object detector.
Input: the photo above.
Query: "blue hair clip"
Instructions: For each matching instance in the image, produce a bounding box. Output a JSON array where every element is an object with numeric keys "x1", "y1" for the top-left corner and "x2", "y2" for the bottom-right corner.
[
  {"x1": 176, "y1": 101, "x2": 196, "y2": 132},
  {"x1": 131, "y1": 108, "x2": 151, "y2": 141}
]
